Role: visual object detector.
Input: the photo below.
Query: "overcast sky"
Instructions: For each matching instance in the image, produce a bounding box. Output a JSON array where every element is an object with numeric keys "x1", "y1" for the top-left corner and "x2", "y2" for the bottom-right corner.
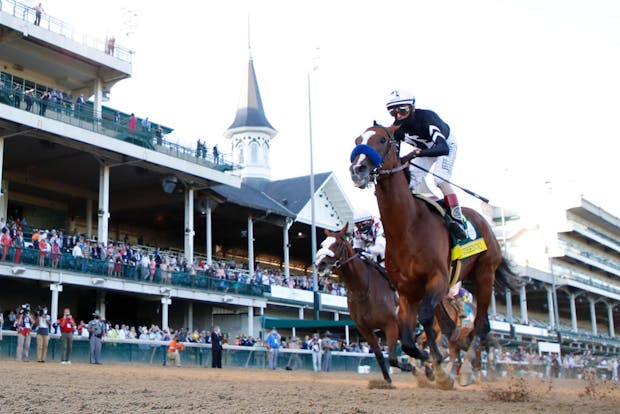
[{"x1": 43, "y1": 0, "x2": 620, "y2": 219}]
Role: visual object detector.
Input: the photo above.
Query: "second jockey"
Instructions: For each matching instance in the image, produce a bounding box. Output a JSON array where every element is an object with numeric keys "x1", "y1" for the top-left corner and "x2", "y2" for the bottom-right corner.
[{"x1": 352, "y1": 211, "x2": 386, "y2": 265}]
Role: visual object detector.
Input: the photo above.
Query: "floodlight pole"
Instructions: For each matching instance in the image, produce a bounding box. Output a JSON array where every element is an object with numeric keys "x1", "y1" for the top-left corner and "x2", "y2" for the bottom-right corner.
[{"x1": 308, "y1": 69, "x2": 319, "y2": 320}]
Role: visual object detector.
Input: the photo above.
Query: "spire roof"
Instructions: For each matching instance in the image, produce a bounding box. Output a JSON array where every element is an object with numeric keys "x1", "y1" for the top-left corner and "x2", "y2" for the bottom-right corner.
[{"x1": 226, "y1": 57, "x2": 276, "y2": 132}]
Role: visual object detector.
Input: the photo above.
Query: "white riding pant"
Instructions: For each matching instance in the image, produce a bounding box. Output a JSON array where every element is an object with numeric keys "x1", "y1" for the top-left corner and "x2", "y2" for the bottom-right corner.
[{"x1": 408, "y1": 134, "x2": 457, "y2": 193}]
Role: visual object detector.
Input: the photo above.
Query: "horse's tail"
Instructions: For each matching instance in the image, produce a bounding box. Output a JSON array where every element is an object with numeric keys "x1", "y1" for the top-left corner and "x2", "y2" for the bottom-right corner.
[{"x1": 494, "y1": 256, "x2": 523, "y2": 292}]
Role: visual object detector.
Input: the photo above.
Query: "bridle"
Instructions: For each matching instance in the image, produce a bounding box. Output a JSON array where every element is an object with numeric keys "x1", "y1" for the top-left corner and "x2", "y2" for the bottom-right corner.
[
  {"x1": 324, "y1": 236, "x2": 358, "y2": 271},
  {"x1": 351, "y1": 124, "x2": 409, "y2": 184}
]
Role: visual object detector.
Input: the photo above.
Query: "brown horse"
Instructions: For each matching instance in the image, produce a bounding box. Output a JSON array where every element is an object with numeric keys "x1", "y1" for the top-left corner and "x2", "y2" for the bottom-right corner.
[
  {"x1": 315, "y1": 224, "x2": 410, "y2": 384},
  {"x1": 349, "y1": 123, "x2": 520, "y2": 388}
]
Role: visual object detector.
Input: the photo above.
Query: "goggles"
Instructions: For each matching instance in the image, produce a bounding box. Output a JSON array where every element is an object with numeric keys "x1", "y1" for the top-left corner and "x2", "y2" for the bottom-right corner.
[{"x1": 388, "y1": 105, "x2": 411, "y2": 117}]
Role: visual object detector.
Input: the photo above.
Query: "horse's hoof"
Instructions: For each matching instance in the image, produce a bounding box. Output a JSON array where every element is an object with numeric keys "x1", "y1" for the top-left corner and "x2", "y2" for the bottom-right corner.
[
  {"x1": 436, "y1": 375, "x2": 455, "y2": 390},
  {"x1": 459, "y1": 372, "x2": 474, "y2": 387},
  {"x1": 399, "y1": 362, "x2": 413, "y2": 372}
]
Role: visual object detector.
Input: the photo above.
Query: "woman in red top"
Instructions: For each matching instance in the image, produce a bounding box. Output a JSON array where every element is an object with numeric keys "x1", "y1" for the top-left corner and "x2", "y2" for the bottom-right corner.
[
  {"x1": 51, "y1": 241, "x2": 61, "y2": 268},
  {"x1": 1, "y1": 228, "x2": 12, "y2": 261},
  {"x1": 38, "y1": 237, "x2": 48, "y2": 267}
]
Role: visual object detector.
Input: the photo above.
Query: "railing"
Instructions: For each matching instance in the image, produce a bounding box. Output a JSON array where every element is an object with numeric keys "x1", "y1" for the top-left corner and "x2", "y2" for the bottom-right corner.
[
  {"x1": 0, "y1": 77, "x2": 237, "y2": 172},
  {"x1": 3, "y1": 246, "x2": 270, "y2": 299},
  {"x1": 0, "y1": 0, "x2": 132, "y2": 62}
]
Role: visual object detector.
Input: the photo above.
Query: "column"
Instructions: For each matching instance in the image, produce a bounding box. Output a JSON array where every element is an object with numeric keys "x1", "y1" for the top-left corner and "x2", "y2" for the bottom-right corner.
[
  {"x1": 49, "y1": 283, "x2": 63, "y2": 322},
  {"x1": 505, "y1": 289, "x2": 513, "y2": 324},
  {"x1": 247, "y1": 216, "x2": 254, "y2": 279},
  {"x1": 546, "y1": 286, "x2": 555, "y2": 329},
  {"x1": 569, "y1": 293, "x2": 578, "y2": 332},
  {"x1": 490, "y1": 288, "x2": 497, "y2": 317},
  {"x1": 283, "y1": 218, "x2": 293, "y2": 279},
  {"x1": 93, "y1": 77, "x2": 103, "y2": 121},
  {"x1": 184, "y1": 188, "x2": 194, "y2": 264},
  {"x1": 0, "y1": 179, "x2": 8, "y2": 225},
  {"x1": 293, "y1": 307, "x2": 304, "y2": 339},
  {"x1": 161, "y1": 297, "x2": 171, "y2": 331},
  {"x1": 607, "y1": 303, "x2": 615, "y2": 338},
  {"x1": 85, "y1": 199, "x2": 93, "y2": 239},
  {"x1": 0, "y1": 137, "x2": 6, "y2": 222},
  {"x1": 519, "y1": 285, "x2": 528, "y2": 325},
  {"x1": 589, "y1": 298, "x2": 597, "y2": 336},
  {"x1": 97, "y1": 291, "x2": 106, "y2": 320},
  {"x1": 97, "y1": 164, "x2": 110, "y2": 245},
  {"x1": 186, "y1": 302, "x2": 194, "y2": 333},
  {"x1": 205, "y1": 200, "x2": 214, "y2": 266},
  {"x1": 247, "y1": 306, "x2": 254, "y2": 338}
]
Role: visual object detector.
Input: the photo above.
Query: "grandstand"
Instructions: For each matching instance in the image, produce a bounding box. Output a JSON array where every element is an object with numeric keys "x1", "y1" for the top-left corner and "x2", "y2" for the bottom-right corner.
[{"x1": 0, "y1": 0, "x2": 617, "y2": 359}]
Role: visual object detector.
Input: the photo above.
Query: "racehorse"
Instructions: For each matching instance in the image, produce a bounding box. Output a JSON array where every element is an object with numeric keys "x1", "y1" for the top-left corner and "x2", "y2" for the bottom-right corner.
[
  {"x1": 349, "y1": 123, "x2": 521, "y2": 388},
  {"x1": 315, "y1": 224, "x2": 409, "y2": 384}
]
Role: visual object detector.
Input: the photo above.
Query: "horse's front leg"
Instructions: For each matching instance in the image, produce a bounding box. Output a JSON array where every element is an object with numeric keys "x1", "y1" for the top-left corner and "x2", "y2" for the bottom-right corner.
[
  {"x1": 398, "y1": 298, "x2": 427, "y2": 362},
  {"x1": 419, "y1": 288, "x2": 454, "y2": 390},
  {"x1": 360, "y1": 327, "x2": 392, "y2": 384}
]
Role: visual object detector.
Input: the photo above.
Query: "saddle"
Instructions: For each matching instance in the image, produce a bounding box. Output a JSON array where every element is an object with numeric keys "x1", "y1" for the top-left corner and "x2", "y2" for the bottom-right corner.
[{"x1": 411, "y1": 192, "x2": 488, "y2": 288}]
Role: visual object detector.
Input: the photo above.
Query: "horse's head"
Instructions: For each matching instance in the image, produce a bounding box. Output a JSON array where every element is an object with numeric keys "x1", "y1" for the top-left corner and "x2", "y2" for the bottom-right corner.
[
  {"x1": 349, "y1": 123, "x2": 400, "y2": 189},
  {"x1": 315, "y1": 223, "x2": 351, "y2": 276}
]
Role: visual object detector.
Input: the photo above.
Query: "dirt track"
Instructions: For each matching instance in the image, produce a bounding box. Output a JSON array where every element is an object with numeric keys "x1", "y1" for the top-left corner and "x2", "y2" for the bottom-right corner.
[{"x1": 0, "y1": 361, "x2": 618, "y2": 414}]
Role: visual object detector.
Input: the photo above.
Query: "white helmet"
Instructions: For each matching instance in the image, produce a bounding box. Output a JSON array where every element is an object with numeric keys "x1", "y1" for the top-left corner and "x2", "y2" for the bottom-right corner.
[
  {"x1": 386, "y1": 89, "x2": 415, "y2": 108},
  {"x1": 353, "y1": 209, "x2": 373, "y2": 224}
]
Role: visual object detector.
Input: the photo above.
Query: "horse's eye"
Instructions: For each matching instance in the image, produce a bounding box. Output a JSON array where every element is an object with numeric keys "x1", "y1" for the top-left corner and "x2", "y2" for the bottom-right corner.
[{"x1": 380, "y1": 137, "x2": 386, "y2": 144}]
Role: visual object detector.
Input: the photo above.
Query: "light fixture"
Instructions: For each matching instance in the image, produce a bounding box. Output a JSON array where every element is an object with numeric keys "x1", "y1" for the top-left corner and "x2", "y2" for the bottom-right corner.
[
  {"x1": 11, "y1": 266, "x2": 26, "y2": 275},
  {"x1": 161, "y1": 176, "x2": 177, "y2": 194},
  {"x1": 91, "y1": 278, "x2": 105, "y2": 285}
]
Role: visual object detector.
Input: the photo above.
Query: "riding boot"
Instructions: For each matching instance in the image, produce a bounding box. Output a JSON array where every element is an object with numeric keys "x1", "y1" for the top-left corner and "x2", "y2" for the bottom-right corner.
[{"x1": 444, "y1": 194, "x2": 467, "y2": 240}]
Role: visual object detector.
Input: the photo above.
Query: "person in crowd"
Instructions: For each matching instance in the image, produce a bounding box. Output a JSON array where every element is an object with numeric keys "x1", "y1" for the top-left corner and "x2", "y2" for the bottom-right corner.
[
  {"x1": 13, "y1": 83, "x2": 22, "y2": 108},
  {"x1": 212, "y1": 144, "x2": 219, "y2": 164},
  {"x1": 13, "y1": 230, "x2": 24, "y2": 263},
  {"x1": 34, "y1": 3, "x2": 44, "y2": 26},
  {"x1": 74, "y1": 93, "x2": 85, "y2": 118},
  {"x1": 15, "y1": 304, "x2": 33, "y2": 362},
  {"x1": 1, "y1": 227, "x2": 12, "y2": 261},
  {"x1": 35, "y1": 306, "x2": 52, "y2": 362},
  {"x1": 310, "y1": 333, "x2": 322, "y2": 372},
  {"x1": 58, "y1": 307, "x2": 76, "y2": 364},
  {"x1": 87, "y1": 310, "x2": 106, "y2": 364},
  {"x1": 24, "y1": 89, "x2": 35, "y2": 111},
  {"x1": 265, "y1": 327, "x2": 281, "y2": 370},
  {"x1": 386, "y1": 88, "x2": 467, "y2": 240},
  {"x1": 0, "y1": 310, "x2": 3, "y2": 341},
  {"x1": 166, "y1": 333, "x2": 185, "y2": 367},
  {"x1": 128, "y1": 113, "x2": 137, "y2": 134},
  {"x1": 211, "y1": 325, "x2": 223, "y2": 368},
  {"x1": 38, "y1": 235, "x2": 48, "y2": 267},
  {"x1": 39, "y1": 89, "x2": 50, "y2": 116},
  {"x1": 321, "y1": 331, "x2": 336, "y2": 372},
  {"x1": 105, "y1": 36, "x2": 115, "y2": 55}
]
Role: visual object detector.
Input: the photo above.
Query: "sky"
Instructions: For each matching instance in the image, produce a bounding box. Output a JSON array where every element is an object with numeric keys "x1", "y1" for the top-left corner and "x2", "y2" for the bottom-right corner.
[{"x1": 39, "y1": 0, "x2": 620, "y2": 219}]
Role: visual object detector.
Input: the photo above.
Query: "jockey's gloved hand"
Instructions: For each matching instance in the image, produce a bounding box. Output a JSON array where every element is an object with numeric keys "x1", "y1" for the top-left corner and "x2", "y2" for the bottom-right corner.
[{"x1": 353, "y1": 248, "x2": 363, "y2": 254}]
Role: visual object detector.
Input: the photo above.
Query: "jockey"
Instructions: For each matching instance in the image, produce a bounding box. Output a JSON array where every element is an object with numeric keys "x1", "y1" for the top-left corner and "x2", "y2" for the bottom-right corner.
[
  {"x1": 386, "y1": 89, "x2": 467, "y2": 240},
  {"x1": 352, "y1": 211, "x2": 386, "y2": 264}
]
